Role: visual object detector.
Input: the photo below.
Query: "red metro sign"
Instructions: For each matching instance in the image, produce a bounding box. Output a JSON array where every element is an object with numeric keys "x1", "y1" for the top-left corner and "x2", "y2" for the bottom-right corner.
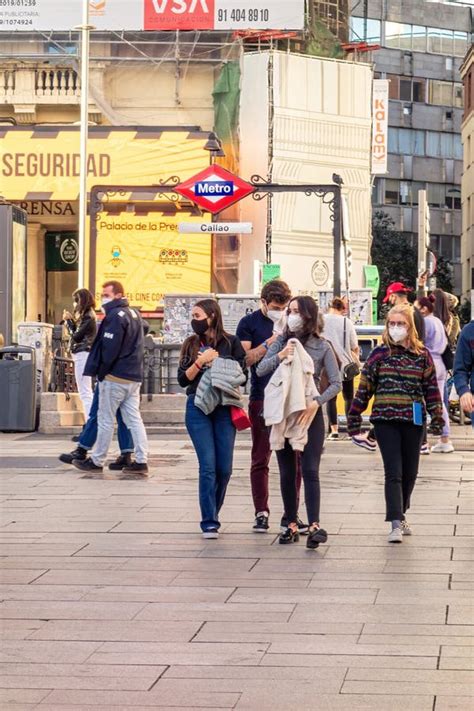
[{"x1": 175, "y1": 165, "x2": 255, "y2": 214}]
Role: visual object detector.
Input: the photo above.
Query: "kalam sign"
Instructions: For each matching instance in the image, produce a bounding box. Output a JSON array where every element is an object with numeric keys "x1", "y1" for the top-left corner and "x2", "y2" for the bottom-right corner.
[{"x1": 175, "y1": 165, "x2": 255, "y2": 214}]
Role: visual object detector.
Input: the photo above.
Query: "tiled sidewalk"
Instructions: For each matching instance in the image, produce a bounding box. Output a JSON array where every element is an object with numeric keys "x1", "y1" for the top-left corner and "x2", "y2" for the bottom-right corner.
[{"x1": 0, "y1": 430, "x2": 473, "y2": 710}]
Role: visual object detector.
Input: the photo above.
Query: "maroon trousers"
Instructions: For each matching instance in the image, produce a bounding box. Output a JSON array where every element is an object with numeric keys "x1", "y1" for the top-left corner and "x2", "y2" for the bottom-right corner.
[{"x1": 249, "y1": 400, "x2": 302, "y2": 516}]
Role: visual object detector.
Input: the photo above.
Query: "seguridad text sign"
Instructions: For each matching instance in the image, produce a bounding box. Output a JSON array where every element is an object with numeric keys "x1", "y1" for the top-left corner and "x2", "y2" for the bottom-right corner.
[
  {"x1": 371, "y1": 80, "x2": 389, "y2": 175},
  {"x1": 0, "y1": 0, "x2": 304, "y2": 31},
  {"x1": 0, "y1": 127, "x2": 210, "y2": 201}
]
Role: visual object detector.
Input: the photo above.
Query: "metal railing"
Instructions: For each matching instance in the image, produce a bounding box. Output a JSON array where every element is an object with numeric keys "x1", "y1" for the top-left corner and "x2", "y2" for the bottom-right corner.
[{"x1": 48, "y1": 341, "x2": 182, "y2": 397}]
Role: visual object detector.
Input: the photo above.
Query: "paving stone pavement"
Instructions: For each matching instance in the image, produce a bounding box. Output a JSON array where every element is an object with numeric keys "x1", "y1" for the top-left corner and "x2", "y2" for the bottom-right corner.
[{"x1": 0, "y1": 429, "x2": 473, "y2": 710}]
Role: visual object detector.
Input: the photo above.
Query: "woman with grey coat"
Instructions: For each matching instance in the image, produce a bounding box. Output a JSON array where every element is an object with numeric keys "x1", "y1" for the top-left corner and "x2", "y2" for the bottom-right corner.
[{"x1": 257, "y1": 296, "x2": 341, "y2": 548}]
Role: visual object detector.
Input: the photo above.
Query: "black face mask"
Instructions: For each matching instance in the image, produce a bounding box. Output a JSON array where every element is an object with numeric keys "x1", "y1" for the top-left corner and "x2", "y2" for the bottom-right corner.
[{"x1": 191, "y1": 318, "x2": 209, "y2": 336}]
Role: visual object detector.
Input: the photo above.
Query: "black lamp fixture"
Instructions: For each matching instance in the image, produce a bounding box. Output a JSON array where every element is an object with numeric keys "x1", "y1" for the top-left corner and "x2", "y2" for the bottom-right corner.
[{"x1": 204, "y1": 132, "x2": 226, "y2": 158}]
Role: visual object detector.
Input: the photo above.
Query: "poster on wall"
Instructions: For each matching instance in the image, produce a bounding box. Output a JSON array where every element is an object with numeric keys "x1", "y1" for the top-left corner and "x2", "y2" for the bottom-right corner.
[
  {"x1": 0, "y1": 0, "x2": 304, "y2": 31},
  {"x1": 94, "y1": 211, "x2": 212, "y2": 312},
  {"x1": 316, "y1": 290, "x2": 373, "y2": 325}
]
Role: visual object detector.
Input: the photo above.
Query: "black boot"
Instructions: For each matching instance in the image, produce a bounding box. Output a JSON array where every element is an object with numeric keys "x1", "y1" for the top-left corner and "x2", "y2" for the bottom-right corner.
[
  {"x1": 59, "y1": 446, "x2": 87, "y2": 465},
  {"x1": 108, "y1": 453, "x2": 132, "y2": 471},
  {"x1": 72, "y1": 457, "x2": 103, "y2": 473},
  {"x1": 121, "y1": 462, "x2": 149, "y2": 477}
]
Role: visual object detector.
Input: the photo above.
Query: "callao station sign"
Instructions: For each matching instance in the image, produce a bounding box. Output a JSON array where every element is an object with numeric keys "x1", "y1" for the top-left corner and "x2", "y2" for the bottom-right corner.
[{"x1": 175, "y1": 165, "x2": 255, "y2": 215}]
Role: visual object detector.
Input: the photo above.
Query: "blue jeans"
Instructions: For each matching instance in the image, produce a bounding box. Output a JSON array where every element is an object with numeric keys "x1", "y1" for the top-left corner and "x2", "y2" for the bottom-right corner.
[
  {"x1": 185, "y1": 395, "x2": 236, "y2": 532},
  {"x1": 79, "y1": 386, "x2": 134, "y2": 454}
]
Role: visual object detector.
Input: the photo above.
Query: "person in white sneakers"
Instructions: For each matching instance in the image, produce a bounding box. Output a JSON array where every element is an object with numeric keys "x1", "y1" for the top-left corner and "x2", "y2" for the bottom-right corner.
[{"x1": 416, "y1": 296, "x2": 454, "y2": 454}]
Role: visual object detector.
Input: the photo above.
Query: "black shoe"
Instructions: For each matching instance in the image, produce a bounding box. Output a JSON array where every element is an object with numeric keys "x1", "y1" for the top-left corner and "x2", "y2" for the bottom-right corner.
[
  {"x1": 72, "y1": 457, "x2": 103, "y2": 472},
  {"x1": 281, "y1": 516, "x2": 308, "y2": 535},
  {"x1": 279, "y1": 527, "x2": 300, "y2": 544},
  {"x1": 121, "y1": 462, "x2": 149, "y2": 476},
  {"x1": 253, "y1": 512, "x2": 269, "y2": 533},
  {"x1": 71, "y1": 435, "x2": 81, "y2": 442},
  {"x1": 59, "y1": 446, "x2": 87, "y2": 465},
  {"x1": 306, "y1": 525, "x2": 328, "y2": 550},
  {"x1": 108, "y1": 453, "x2": 132, "y2": 471}
]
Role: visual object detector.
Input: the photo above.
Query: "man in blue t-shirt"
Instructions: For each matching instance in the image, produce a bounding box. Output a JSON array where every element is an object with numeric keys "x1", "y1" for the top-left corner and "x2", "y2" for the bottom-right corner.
[{"x1": 237, "y1": 280, "x2": 292, "y2": 532}]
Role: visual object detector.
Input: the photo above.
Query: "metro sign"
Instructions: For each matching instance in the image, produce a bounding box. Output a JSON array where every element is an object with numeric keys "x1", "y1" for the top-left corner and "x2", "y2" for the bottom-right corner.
[{"x1": 175, "y1": 165, "x2": 255, "y2": 214}]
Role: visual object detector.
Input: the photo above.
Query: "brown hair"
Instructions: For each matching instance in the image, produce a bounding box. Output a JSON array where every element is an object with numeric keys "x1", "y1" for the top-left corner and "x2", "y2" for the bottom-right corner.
[
  {"x1": 383, "y1": 304, "x2": 423, "y2": 355},
  {"x1": 417, "y1": 296, "x2": 434, "y2": 314},
  {"x1": 102, "y1": 280, "x2": 124, "y2": 296},
  {"x1": 431, "y1": 289, "x2": 450, "y2": 328},
  {"x1": 329, "y1": 297, "x2": 345, "y2": 312},
  {"x1": 261, "y1": 279, "x2": 291, "y2": 305},
  {"x1": 73, "y1": 288, "x2": 95, "y2": 316},
  {"x1": 179, "y1": 299, "x2": 229, "y2": 367},
  {"x1": 286, "y1": 296, "x2": 321, "y2": 345}
]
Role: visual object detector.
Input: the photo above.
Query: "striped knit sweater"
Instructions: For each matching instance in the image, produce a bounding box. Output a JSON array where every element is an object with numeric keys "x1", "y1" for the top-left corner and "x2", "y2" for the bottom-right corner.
[{"x1": 347, "y1": 345, "x2": 444, "y2": 436}]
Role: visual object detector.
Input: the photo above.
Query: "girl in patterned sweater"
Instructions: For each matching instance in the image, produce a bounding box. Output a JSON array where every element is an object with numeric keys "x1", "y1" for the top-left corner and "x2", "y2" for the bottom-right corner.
[{"x1": 347, "y1": 304, "x2": 444, "y2": 543}]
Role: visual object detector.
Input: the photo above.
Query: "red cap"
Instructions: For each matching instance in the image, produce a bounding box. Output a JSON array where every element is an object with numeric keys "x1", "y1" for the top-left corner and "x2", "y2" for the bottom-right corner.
[{"x1": 383, "y1": 282, "x2": 413, "y2": 303}]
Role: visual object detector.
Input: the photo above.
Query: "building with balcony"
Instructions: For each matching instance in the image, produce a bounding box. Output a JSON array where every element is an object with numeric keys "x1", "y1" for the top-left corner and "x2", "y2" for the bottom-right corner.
[
  {"x1": 350, "y1": 0, "x2": 472, "y2": 292},
  {"x1": 461, "y1": 44, "x2": 474, "y2": 302}
]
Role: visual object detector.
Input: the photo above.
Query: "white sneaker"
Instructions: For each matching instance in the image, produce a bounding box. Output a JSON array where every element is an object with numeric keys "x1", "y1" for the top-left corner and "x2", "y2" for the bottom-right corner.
[
  {"x1": 420, "y1": 443, "x2": 431, "y2": 455},
  {"x1": 430, "y1": 442, "x2": 455, "y2": 454},
  {"x1": 202, "y1": 529, "x2": 219, "y2": 539},
  {"x1": 388, "y1": 528, "x2": 403, "y2": 544},
  {"x1": 401, "y1": 520, "x2": 412, "y2": 536}
]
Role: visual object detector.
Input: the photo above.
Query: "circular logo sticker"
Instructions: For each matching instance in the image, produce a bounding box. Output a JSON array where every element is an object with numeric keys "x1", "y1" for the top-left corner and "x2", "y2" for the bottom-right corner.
[
  {"x1": 60, "y1": 238, "x2": 78, "y2": 265},
  {"x1": 311, "y1": 260, "x2": 329, "y2": 287}
]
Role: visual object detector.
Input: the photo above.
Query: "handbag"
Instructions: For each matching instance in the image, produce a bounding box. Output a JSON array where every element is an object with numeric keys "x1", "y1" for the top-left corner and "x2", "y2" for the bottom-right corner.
[
  {"x1": 230, "y1": 406, "x2": 251, "y2": 431},
  {"x1": 342, "y1": 318, "x2": 360, "y2": 381},
  {"x1": 441, "y1": 344, "x2": 454, "y2": 371}
]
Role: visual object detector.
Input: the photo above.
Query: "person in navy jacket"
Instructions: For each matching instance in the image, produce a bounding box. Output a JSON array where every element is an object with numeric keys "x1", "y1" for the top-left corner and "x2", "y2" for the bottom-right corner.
[
  {"x1": 453, "y1": 319, "x2": 474, "y2": 427},
  {"x1": 72, "y1": 280, "x2": 149, "y2": 476}
]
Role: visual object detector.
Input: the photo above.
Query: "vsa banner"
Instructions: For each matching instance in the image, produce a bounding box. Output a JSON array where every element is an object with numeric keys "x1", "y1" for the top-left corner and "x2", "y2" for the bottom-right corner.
[
  {"x1": 0, "y1": 0, "x2": 304, "y2": 31},
  {"x1": 94, "y1": 211, "x2": 212, "y2": 311}
]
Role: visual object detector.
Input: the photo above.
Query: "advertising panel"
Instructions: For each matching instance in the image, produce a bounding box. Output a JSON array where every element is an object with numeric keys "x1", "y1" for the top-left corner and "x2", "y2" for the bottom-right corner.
[
  {"x1": 11, "y1": 211, "x2": 27, "y2": 340},
  {"x1": 0, "y1": 0, "x2": 304, "y2": 31},
  {"x1": 95, "y1": 211, "x2": 211, "y2": 311},
  {"x1": 371, "y1": 80, "x2": 389, "y2": 175},
  {"x1": 0, "y1": 127, "x2": 210, "y2": 201}
]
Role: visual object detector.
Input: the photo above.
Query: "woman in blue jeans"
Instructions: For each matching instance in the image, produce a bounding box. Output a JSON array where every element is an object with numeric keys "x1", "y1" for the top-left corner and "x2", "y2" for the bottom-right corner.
[{"x1": 178, "y1": 299, "x2": 247, "y2": 539}]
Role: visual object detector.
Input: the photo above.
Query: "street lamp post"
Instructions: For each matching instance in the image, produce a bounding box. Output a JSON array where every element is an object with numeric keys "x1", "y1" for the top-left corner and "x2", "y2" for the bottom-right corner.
[{"x1": 76, "y1": 0, "x2": 95, "y2": 289}]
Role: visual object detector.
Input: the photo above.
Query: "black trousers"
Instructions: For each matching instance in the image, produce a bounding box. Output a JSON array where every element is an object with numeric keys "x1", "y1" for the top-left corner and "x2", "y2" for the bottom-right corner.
[
  {"x1": 276, "y1": 407, "x2": 325, "y2": 525},
  {"x1": 373, "y1": 421, "x2": 424, "y2": 522},
  {"x1": 327, "y1": 379, "x2": 354, "y2": 428}
]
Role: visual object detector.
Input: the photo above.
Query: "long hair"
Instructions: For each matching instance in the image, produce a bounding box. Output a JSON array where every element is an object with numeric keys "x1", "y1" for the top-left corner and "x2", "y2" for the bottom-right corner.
[
  {"x1": 417, "y1": 296, "x2": 434, "y2": 314},
  {"x1": 179, "y1": 299, "x2": 229, "y2": 366},
  {"x1": 286, "y1": 296, "x2": 321, "y2": 345},
  {"x1": 431, "y1": 289, "x2": 451, "y2": 328},
  {"x1": 73, "y1": 288, "x2": 95, "y2": 317},
  {"x1": 383, "y1": 304, "x2": 423, "y2": 355}
]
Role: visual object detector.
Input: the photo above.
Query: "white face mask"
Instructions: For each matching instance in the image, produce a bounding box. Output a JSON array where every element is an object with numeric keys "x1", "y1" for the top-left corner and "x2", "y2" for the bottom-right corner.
[
  {"x1": 288, "y1": 313, "x2": 304, "y2": 333},
  {"x1": 101, "y1": 296, "x2": 113, "y2": 306},
  {"x1": 266, "y1": 309, "x2": 285, "y2": 324},
  {"x1": 389, "y1": 325, "x2": 408, "y2": 343}
]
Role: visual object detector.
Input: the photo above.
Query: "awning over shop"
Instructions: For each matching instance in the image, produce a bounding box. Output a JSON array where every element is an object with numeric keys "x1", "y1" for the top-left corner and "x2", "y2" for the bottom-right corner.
[{"x1": 0, "y1": 126, "x2": 211, "y2": 201}]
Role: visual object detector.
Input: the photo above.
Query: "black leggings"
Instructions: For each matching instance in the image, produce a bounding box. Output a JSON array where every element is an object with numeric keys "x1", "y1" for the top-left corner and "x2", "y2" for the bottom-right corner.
[
  {"x1": 327, "y1": 378, "x2": 354, "y2": 427},
  {"x1": 373, "y1": 421, "x2": 424, "y2": 521},
  {"x1": 276, "y1": 407, "x2": 325, "y2": 525}
]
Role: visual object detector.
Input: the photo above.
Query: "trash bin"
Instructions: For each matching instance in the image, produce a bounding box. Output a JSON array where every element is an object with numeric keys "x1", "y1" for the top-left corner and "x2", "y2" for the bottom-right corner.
[{"x1": 0, "y1": 346, "x2": 37, "y2": 432}]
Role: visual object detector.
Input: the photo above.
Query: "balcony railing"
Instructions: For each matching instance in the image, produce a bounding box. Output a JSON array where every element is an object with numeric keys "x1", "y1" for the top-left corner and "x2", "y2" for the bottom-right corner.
[
  {"x1": 0, "y1": 69, "x2": 15, "y2": 97},
  {"x1": 35, "y1": 67, "x2": 80, "y2": 97}
]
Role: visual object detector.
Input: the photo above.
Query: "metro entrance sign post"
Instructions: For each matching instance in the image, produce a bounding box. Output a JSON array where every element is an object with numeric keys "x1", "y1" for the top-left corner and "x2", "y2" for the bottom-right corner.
[
  {"x1": 175, "y1": 165, "x2": 255, "y2": 215},
  {"x1": 90, "y1": 172, "x2": 344, "y2": 296}
]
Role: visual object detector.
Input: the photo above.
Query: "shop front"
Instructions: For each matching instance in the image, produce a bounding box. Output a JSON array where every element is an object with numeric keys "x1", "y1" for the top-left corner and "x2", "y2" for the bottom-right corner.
[{"x1": 0, "y1": 125, "x2": 213, "y2": 325}]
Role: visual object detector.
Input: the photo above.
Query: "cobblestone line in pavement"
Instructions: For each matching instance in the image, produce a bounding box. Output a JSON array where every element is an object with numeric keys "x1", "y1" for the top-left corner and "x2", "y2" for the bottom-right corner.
[{"x1": 0, "y1": 432, "x2": 472, "y2": 710}]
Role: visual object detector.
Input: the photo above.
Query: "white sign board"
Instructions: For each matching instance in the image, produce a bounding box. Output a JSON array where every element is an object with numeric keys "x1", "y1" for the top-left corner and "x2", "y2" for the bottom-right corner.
[
  {"x1": 179, "y1": 222, "x2": 253, "y2": 234},
  {"x1": 0, "y1": 0, "x2": 304, "y2": 31},
  {"x1": 371, "y1": 80, "x2": 389, "y2": 175}
]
